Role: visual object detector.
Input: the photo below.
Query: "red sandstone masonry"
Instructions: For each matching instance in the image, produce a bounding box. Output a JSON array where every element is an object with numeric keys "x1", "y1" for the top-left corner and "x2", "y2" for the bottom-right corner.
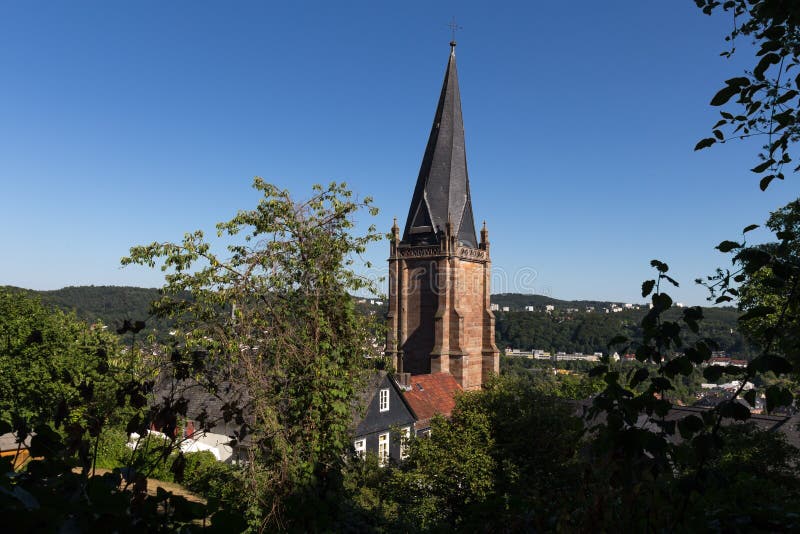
[{"x1": 386, "y1": 221, "x2": 499, "y2": 391}]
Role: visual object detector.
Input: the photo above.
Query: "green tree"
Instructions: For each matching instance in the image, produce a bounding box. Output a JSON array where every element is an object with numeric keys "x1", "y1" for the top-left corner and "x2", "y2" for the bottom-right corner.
[
  {"x1": 736, "y1": 198, "x2": 800, "y2": 365},
  {"x1": 122, "y1": 178, "x2": 382, "y2": 531},
  {"x1": 681, "y1": 423, "x2": 800, "y2": 530},
  {"x1": 346, "y1": 374, "x2": 585, "y2": 532},
  {"x1": 0, "y1": 289, "x2": 210, "y2": 532},
  {"x1": 390, "y1": 411, "x2": 495, "y2": 531},
  {"x1": 0, "y1": 289, "x2": 123, "y2": 437}
]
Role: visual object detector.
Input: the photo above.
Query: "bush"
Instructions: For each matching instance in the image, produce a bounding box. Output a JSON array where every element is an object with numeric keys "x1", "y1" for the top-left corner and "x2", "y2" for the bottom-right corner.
[
  {"x1": 94, "y1": 427, "x2": 129, "y2": 470},
  {"x1": 122, "y1": 432, "x2": 177, "y2": 482},
  {"x1": 182, "y1": 450, "x2": 218, "y2": 489},
  {"x1": 181, "y1": 451, "x2": 243, "y2": 507}
]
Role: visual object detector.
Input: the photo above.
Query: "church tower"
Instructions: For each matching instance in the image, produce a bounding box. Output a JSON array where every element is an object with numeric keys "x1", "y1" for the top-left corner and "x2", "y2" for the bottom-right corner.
[{"x1": 387, "y1": 41, "x2": 499, "y2": 391}]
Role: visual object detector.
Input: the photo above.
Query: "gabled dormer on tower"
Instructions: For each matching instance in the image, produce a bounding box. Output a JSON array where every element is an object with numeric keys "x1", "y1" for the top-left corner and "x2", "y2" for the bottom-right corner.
[{"x1": 387, "y1": 42, "x2": 499, "y2": 392}]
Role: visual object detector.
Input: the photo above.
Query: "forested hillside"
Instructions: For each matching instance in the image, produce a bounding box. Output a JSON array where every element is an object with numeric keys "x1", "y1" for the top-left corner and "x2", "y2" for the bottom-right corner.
[
  {"x1": 2, "y1": 285, "x2": 172, "y2": 339},
  {"x1": 3, "y1": 286, "x2": 750, "y2": 357},
  {"x1": 494, "y1": 305, "x2": 753, "y2": 358}
]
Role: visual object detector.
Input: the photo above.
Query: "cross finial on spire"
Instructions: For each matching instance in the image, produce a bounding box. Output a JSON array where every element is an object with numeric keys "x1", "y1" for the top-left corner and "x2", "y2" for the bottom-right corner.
[{"x1": 448, "y1": 16, "x2": 462, "y2": 50}]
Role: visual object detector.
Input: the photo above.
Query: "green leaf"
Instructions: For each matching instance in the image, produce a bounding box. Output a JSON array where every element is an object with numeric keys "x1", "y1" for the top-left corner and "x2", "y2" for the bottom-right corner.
[
  {"x1": 720, "y1": 401, "x2": 751, "y2": 421},
  {"x1": 766, "y1": 385, "x2": 793, "y2": 413},
  {"x1": 29, "y1": 424, "x2": 63, "y2": 458},
  {"x1": 651, "y1": 377, "x2": 673, "y2": 392},
  {"x1": 742, "y1": 224, "x2": 759, "y2": 234},
  {"x1": 694, "y1": 137, "x2": 717, "y2": 150},
  {"x1": 710, "y1": 85, "x2": 739, "y2": 106},
  {"x1": 751, "y1": 159, "x2": 775, "y2": 173},
  {"x1": 760, "y1": 174, "x2": 777, "y2": 190},
  {"x1": 664, "y1": 356, "x2": 693, "y2": 377},
  {"x1": 629, "y1": 367, "x2": 649, "y2": 388},
  {"x1": 641, "y1": 280, "x2": 656, "y2": 298},
  {"x1": 738, "y1": 305, "x2": 776, "y2": 322},
  {"x1": 703, "y1": 365, "x2": 724, "y2": 382},
  {"x1": 650, "y1": 259, "x2": 669, "y2": 273},
  {"x1": 743, "y1": 389, "x2": 756, "y2": 407},
  {"x1": 775, "y1": 89, "x2": 798, "y2": 105},
  {"x1": 749, "y1": 354, "x2": 793, "y2": 375},
  {"x1": 652, "y1": 292, "x2": 672, "y2": 311},
  {"x1": 716, "y1": 240, "x2": 742, "y2": 253},
  {"x1": 725, "y1": 76, "x2": 750, "y2": 88},
  {"x1": 589, "y1": 365, "x2": 608, "y2": 378},
  {"x1": 684, "y1": 347, "x2": 705, "y2": 364},
  {"x1": 754, "y1": 52, "x2": 780, "y2": 80},
  {"x1": 636, "y1": 345, "x2": 654, "y2": 362},
  {"x1": 663, "y1": 275, "x2": 679, "y2": 287},
  {"x1": 677, "y1": 414, "x2": 704, "y2": 439},
  {"x1": 737, "y1": 248, "x2": 772, "y2": 273}
]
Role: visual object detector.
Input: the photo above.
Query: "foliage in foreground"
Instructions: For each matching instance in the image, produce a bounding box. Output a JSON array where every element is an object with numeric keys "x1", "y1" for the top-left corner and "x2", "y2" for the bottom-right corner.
[
  {"x1": 339, "y1": 374, "x2": 585, "y2": 532},
  {"x1": 0, "y1": 289, "x2": 219, "y2": 531},
  {"x1": 122, "y1": 178, "x2": 383, "y2": 531}
]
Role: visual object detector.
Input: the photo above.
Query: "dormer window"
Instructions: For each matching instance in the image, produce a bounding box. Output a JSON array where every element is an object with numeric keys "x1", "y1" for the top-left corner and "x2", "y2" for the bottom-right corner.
[{"x1": 379, "y1": 388, "x2": 390, "y2": 412}]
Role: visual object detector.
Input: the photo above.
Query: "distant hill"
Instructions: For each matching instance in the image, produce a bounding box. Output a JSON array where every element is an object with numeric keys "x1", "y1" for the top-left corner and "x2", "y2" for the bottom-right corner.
[
  {"x1": 3, "y1": 285, "x2": 169, "y2": 338},
  {"x1": 4, "y1": 286, "x2": 752, "y2": 358}
]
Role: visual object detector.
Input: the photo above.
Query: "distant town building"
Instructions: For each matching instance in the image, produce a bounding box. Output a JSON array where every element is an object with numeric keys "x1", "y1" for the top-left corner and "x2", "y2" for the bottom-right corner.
[
  {"x1": 707, "y1": 356, "x2": 748, "y2": 368},
  {"x1": 700, "y1": 380, "x2": 754, "y2": 391}
]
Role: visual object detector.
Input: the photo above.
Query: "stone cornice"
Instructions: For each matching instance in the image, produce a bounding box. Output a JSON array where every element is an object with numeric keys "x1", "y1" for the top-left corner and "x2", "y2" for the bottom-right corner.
[{"x1": 391, "y1": 245, "x2": 488, "y2": 262}]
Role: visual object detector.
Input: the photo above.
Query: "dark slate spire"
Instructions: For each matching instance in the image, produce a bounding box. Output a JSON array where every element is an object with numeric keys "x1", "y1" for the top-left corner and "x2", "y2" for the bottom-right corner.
[{"x1": 403, "y1": 41, "x2": 478, "y2": 249}]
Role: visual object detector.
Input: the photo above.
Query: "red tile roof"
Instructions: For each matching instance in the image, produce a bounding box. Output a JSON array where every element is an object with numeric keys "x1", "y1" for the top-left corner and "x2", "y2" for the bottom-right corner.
[{"x1": 402, "y1": 373, "x2": 463, "y2": 426}]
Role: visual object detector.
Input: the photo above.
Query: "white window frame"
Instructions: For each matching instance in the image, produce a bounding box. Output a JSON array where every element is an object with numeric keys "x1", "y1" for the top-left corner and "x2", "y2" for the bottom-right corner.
[
  {"x1": 400, "y1": 426, "x2": 411, "y2": 460},
  {"x1": 378, "y1": 432, "x2": 389, "y2": 466},
  {"x1": 354, "y1": 438, "x2": 366, "y2": 457},
  {"x1": 379, "y1": 388, "x2": 390, "y2": 412}
]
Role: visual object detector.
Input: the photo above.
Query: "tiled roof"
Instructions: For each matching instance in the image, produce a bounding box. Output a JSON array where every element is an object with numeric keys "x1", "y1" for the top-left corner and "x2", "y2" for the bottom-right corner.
[{"x1": 402, "y1": 373, "x2": 463, "y2": 425}]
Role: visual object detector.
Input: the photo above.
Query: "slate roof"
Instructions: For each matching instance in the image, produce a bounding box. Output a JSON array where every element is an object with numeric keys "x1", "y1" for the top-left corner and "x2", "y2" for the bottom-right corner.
[
  {"x1": 577, "y1": 400, "x2": 800, "y2": 448},
  {"x1": 402, "y1": 42, "x2": 478, "y2": 248},
  {"x1": 351, "y1": 371, "x2": 416, "y2": 437},
  {"x1": 151, "y1": 374, "x2": 249, "y2": 442},
  {"x1": 351, "y1": 371, "x2": 389, "y2": 431},
  {"x1": 402, "y1": 372, "x2": 463, "y2": 427}
]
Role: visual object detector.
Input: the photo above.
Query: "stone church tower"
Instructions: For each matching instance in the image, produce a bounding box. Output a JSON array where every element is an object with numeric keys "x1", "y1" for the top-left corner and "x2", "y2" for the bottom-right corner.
[{"x1": 387, "y1": 42, "x2": 499, "y2": 391}]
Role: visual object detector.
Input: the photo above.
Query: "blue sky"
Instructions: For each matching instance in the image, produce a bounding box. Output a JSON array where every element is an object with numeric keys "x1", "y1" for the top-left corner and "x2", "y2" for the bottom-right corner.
[{"x1": 0, "y1": 2, "x2": 797, "y2": 304}]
